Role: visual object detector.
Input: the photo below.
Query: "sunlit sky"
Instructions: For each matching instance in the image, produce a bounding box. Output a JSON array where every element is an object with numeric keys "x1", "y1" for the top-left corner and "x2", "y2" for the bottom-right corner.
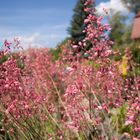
[{"x1": 0, "y1": 0, "x2": 128, "y2": 48}]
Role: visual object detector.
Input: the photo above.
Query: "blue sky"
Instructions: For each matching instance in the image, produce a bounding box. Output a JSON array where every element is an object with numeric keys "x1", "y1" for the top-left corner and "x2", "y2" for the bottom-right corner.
[{"x1": 0, "y1": 0, "x2": 127, "y2": 48}]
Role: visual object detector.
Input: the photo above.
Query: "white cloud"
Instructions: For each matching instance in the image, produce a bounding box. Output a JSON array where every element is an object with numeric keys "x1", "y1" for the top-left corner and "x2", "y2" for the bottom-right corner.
[
  {"x1": 0, "y1": 26, "x2": 67, "y2": 49},
  {"x1": 22, "y1": 33, "x2": 42, "y2": 48},
  {"x1": 21, "y1": 33, "x2": 40, "y2": 43},
  {"x1": 96, "y1": 0, "x2": 128, "y2": 16},
  {"x1": 0, "y1": 22, "x2": 69, "y2": 49},
  {"x1": 16, "y1": 32, "x2": 66, "y2": 49}
]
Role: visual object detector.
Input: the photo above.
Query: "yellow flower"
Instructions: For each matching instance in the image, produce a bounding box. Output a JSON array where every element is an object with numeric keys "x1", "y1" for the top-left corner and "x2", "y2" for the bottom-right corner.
[{"x1": 119, "y1": 56, "x2": 128, "y2": 76}]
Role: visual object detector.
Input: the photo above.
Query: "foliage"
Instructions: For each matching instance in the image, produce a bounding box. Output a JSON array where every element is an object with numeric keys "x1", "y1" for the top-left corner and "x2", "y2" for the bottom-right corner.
[
  {"x1": 0, "y1": 54, "x2": 9, "y2": 64},
  {"x1": 68, "y1": 0, "x2": 98, "y2": 55},
  {"x1": 121, "y1": 0, "x2": 140, "y2": 14},
  {"x1": 68, "y1": 0, "x2": 88, "y2": 44},
  {"x1": 109, "y1": 11, "x2": 131, "y2": 46},
  {"x1": 111, "y1": 105, "x2": 132, "y2": 134},
  {"x1": 49, "y1": 38, "x2": 70, "y2": 61},
  {"x1": 49, "y1": 47, "x2": 61, "y2": 61},
  {"x1": 130, "y1": 46, "x2": 140, "y2": 64}
]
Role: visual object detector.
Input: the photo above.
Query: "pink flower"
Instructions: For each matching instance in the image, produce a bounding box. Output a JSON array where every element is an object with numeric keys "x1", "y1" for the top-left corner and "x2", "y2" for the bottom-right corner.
[
  {"x1": 133, "y1": 138, "x2": 139, "y2": 140},
  {"x1": 72, "y1": 45, "x2": 78, "y2": 49},
  {"x1": 66, "y1": 67, "x2": 74, "y2": 73},
  {"x1": 125, "y1": 120, "x2": 133, "y2": 125},
  {"x1": 84, "y1": 19, "x2": 89, "y2": 23},
  {"x1": 134, "y1": 127, "x2": 140, "y2": 132}
]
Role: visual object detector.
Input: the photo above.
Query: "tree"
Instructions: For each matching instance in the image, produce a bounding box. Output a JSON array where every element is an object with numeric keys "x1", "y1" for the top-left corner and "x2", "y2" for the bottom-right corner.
[
  {"x1": 109, "y1": 11, "x2": 129, "y2": 46},
  {"x1": 68, "y1": 0, "x2": 99, "y2": 57},
  {"x1": 68, "y1": 0, "x2": 94, "y2": 44},
  {"x1": 122, "y1": 24, "x2": 132, "y2": 45},
  {"x1": 121, "y1": 0, "x2": 140, "y2": 14}
]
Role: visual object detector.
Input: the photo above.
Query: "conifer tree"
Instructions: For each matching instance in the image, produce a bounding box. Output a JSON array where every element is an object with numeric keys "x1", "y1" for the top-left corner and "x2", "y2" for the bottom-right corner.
[
  {"x1": 109, "y1": 12, "x2": 128, "y2": 46},
  {"x1": 68, "y1": 0, "x2": 94, "y2": 44},
  {"x1": 68, "y1": 0, "x2": 97, "y2": 56}
]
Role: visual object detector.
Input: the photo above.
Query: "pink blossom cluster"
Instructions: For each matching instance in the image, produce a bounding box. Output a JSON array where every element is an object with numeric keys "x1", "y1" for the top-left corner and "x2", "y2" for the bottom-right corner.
[
  {"x1": 0, "y1": 40, "x2": 46, "y2": 134},
  {"x1": 0, "y1": 0, "x2": 140, "y2": 139},
  {"x1": 69, "y1": 0, "x2": 113, "y2": 60}
]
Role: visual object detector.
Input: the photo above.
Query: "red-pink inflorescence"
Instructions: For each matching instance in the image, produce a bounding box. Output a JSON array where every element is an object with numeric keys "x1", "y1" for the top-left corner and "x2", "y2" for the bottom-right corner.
[{"x1": 0, "y1": 0, "x2": 140, "y2": 139}]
